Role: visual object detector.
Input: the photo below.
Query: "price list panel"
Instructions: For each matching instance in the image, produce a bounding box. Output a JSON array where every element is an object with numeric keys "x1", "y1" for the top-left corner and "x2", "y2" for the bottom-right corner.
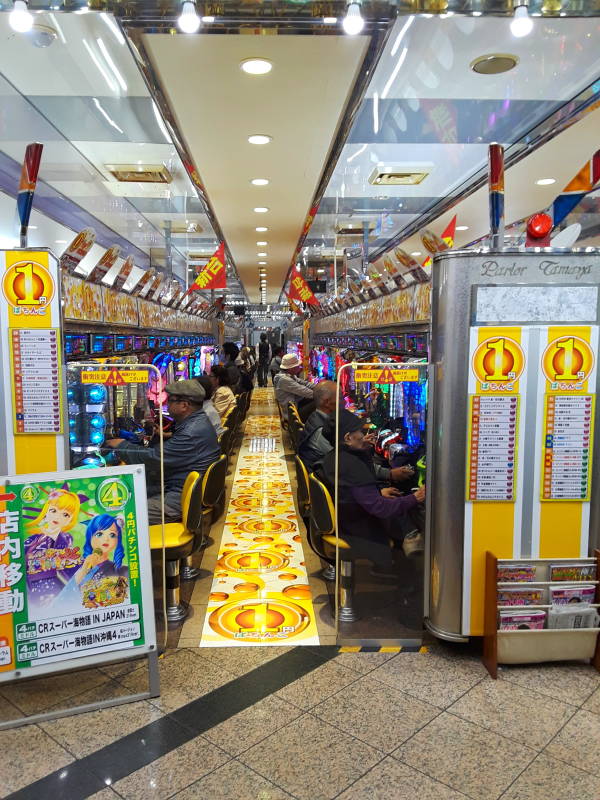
[
  {"x1": 467, "y1": 395, "x2": 519, "y2": 502},
  {"x1": 9, "y1": 328, "x2": 63, "y2": 434},
  {"x1": 542, "y1": 394, "x2": 594, "y2": 501}
]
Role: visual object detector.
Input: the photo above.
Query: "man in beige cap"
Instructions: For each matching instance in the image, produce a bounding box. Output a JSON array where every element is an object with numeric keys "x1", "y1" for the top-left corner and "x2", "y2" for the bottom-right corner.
[
  {"x1": 274, "y1": 353, "x2": 315, "y2": 421},
  {"x1": 105, "y1": 379, "x2": 221, "y2": 523}
]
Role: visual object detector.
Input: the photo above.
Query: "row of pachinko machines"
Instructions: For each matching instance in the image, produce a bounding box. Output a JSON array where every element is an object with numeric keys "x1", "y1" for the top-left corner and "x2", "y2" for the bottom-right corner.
[{"x1": 64, "y1": 331, "x2": 219, "y2": 468}]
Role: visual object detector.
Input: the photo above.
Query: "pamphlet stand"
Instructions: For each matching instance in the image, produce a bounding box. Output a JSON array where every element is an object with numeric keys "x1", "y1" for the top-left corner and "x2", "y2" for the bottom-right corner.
[{"x1": 483, "y1": 551, "x2": 600, "y2": 679}]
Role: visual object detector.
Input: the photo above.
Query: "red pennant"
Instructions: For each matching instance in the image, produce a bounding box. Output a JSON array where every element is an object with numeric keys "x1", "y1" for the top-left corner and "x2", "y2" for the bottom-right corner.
[
  {"x1": 288, "y1": 273, "x2": 319, "y2": 306},
  {"x1": 187, "y1": 242, "x2": 227, "y2": 293}
]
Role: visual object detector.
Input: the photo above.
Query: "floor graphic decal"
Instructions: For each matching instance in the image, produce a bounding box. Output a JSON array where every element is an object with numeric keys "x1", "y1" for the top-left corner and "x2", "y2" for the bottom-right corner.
[{"x1": 199, "y1": 389, "x2": 320, "y2": 647}]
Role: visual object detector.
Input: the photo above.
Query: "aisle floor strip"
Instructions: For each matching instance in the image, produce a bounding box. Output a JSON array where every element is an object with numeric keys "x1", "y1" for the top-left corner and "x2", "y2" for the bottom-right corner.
[{"x1": 199, "y1": 388, "x2": 320, "y2": 647}]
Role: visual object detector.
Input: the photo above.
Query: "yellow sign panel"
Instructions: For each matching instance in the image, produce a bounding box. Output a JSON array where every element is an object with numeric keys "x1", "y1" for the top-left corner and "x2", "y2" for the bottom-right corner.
[
  {"x1": 81, "y1": 369, "x2": 148, "y2": 385},
  {"x1": 355, "y1": 368, "x2": 420, "y2": 383}
]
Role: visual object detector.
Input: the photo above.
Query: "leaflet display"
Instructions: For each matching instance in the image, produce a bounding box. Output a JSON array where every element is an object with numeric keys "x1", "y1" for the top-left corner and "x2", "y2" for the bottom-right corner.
[
  {"x1": 467, "y1": 395, "x2": 518, "y2": 501},
  {"x1": 542, "y1": 394, "x2": 594, "y2": 500},
  {"x1": 9, "y1": 329, "x2": 63, "y2": 434}
]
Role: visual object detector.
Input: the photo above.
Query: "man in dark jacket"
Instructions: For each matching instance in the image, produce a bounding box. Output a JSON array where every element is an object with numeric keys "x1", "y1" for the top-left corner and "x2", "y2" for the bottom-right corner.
[
  {"x1": 256, "y1": 333, "x2": 271, "y2": 387},
  {"x1": 222, "y1": 342, "x2": 241, "y2": 393},
  {"x1": 105, "y1": 380, "x2": 221, "y2": 524}
]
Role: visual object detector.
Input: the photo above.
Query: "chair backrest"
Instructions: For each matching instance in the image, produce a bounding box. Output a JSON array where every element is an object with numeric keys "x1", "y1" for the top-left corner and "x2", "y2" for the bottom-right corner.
[
  {"x1": 218, "y1": 426, "x2": 231, "y2": 457},
  {"x1": 308, "y1": 473, "x2": 335, "y2": 535},
  {"x1": 295, "y1": 455, "x2": 310, "y2": 509},
  {"x1": 181, "y1": 470, "x2": 201, "y2": 530},
  {"x1": 201, "y1": 454, "x2": 227, "y2": 508}
]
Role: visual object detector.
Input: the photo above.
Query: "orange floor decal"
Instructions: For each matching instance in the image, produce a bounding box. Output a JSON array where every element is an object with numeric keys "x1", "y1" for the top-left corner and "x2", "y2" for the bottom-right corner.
[{"x1": 199, "y1": 389, "x2": 320, "y2": 647}]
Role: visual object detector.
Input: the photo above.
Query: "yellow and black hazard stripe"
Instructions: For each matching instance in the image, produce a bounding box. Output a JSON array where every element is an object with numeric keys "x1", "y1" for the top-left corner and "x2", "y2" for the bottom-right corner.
[{"x1": 338, "y1": 645, "x2": 428, "y2": 654}]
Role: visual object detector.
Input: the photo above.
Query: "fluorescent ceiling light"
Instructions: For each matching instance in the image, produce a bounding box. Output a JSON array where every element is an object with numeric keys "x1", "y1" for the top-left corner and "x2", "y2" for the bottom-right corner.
[
  {"x1": 411, "y1": 251, "x2": 422, "y2": 256},
  {"x1": 257, "y1": 252, "x2": 267, "y2": 256},
  {"x1": 256, "y1": 227, "x2": 268, "y2": 232},
  {"x1": 254, "y1": 207, "x2": 269, "y2": 213},
  {"x1": 178, "y1": 1, "x2": 201, "y2": 33},
  {"x1": 323, "y1": 16, "x2": 337, "y2": 24},
  {"x1": 257, "y1": 241, "x2": 267, "y2": 245},
  {"x1": 382, "y1": 46, "x2": 408, "y2": 99},
  {"x1": 100, "y1": 12, "x2": 125, "y2": 45},
  {"x1": 391, "y1": 15, "x2": 414, "y2": 57},
  {"x1": 241, "y1": 58, "x2": 272, "y2": 75},
  {"x1": 536, "y1": 178, "x2": 556, "y2": 186},
  {"x1": 251, "y1": 178, "x2": 269, "y2": 186},
  {"x1": 456, "y1": 225, "x2": 470, "y2": 231},
  {"x1": 202, "y1": 15, "x2": 215, "y2": 22},
  {"x1": 55, "y1": 239, "x2": 68, "y2": 244},
  {"x1": 343, "y1": 1, "x2": 365, "y2": 35},
  {"x1": 248, "y1": 134, "x2": 272, "y2": 145},
  {"x1": 96, "y1": 37, "x2": 127, "y2": 92},
  {"x1": 259, "y1": 261, "x2": 267, "y2": 265}
]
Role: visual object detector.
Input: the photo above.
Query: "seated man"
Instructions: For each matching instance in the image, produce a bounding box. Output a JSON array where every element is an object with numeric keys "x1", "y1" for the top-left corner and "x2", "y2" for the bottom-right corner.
[
  {"x1": 299, "y1": 381, "x2": 414, "y2": 488},
  {"x1": 317, "y1": 410, "x2": 425, "y2": 573},
  {"x1": 104, "y1": 380, "x2": 221, "y2": 525},
  {"x1": 273, "y1": 353, "x2": 315, "y2": 421}
]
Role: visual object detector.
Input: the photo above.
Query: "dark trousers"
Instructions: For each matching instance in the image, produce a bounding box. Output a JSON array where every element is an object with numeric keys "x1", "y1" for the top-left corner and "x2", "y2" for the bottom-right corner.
[{"x1": 257, "y1": 361, "x2": 269, "y2": 386}]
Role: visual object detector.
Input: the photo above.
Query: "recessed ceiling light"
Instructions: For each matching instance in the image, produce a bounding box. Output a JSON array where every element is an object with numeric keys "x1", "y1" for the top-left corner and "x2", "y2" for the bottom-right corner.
[
  {"x1": 456, "y1": 225, "x2": 469, "y2": 231},
  {"x1": 323, "y1": 16, "x2": 337, "y2": 23},
  {"x1": 55, "y1": 239, "x2": 68, "y2": 244},
  {"x1": 202, "y1": 15, "x2": 215, "y2": 22},
  {"x1": 241, "y1": 58, "x2": 272, "y2": 75},
  {"x1": 251, "y1": 178, "x2": 269, "y2": 186},
  {"x1": 470, "y1": 53, "x2": 519, "y2": 75},
  {"x1": 257, "y1": 241, "x2": 267, "y2": 245},
  {"x1": 248, "y1": 134, "x2": 272, "y2": 145},
  {"x1": 254, "y1": 207, "x2": 269, "y2": 213},
  {"x1": 257, "y1": 252, "x2": 267, "y2": 256},
  {"x1": 259, "y1": 261, "x2": 267, "y2": 265},
  {"x1": 536, "y1": 178, "x2": 556, "y2": 186},
  {"x1": 256, "y1": 226, "x2": 268, "y2": 232},
  {"x1": 411, "y1": 251, "x2": 422, "y2": 257}
]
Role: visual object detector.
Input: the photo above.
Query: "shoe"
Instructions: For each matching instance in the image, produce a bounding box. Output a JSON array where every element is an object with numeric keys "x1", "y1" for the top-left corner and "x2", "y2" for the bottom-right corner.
[{"x1": 402, "y1": 530, "x2": 424, "y2": 558}]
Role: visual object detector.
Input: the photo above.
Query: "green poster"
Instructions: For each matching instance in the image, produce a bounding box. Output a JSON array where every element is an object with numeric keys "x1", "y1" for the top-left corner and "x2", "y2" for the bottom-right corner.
[{"x1": 0, "y1": 468, "x2": 153, "y2": 677}]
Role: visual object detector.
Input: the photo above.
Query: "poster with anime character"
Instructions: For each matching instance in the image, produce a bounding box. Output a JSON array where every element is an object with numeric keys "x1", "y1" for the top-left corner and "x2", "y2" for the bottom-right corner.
[{"x1": 0, "y1": 467, "x2": 155, "y2": 680}]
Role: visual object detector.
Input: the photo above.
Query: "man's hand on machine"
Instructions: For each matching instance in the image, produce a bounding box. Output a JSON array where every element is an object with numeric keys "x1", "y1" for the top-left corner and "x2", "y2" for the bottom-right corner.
[
  {"x1": 381, "y1": 487, "x2": 402, "y2": 498},
  {"x1": 390, "y1": 465, "x2": 415, "y2": 482},
  {"x1": 413, "y1": 485, "x2": 426, "y2": 503}
]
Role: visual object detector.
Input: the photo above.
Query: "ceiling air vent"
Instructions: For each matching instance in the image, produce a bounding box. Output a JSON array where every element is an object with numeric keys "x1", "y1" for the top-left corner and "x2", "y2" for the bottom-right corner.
[
  {"x1": 335, "y1": 222, "x2": 375, "y2": 236},
  {"x1": 105, "y1": 164, "x2": 172, "y2": 183},
  {"x1": 368, "y1": 164, "x2": 431, "y2": 186}
]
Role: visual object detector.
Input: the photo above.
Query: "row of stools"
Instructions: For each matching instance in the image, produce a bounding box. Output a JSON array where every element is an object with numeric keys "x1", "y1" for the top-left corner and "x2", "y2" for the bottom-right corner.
[
  {"x1": 149, "y1": 390, "x2": 252, "y2": 622},
  {"x1": 279, "y1": 401, "x2": 358, "y2": 623}
]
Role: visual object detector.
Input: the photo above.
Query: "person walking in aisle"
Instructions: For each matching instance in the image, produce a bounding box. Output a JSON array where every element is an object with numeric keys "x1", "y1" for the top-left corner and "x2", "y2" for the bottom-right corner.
[{"x1": 256, "y1": 333, "x2": 271, "y2": 387}]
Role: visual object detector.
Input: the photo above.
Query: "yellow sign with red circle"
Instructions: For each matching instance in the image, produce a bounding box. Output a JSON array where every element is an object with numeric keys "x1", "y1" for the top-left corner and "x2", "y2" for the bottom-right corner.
[
  {"x1": 2, "y1": 258, "x2": 54, "y2": 315},
  {"x1": 471, "y1": 335, "x2": 525, "y2": 391},
  {"x1": 541, "y1": 334, "x2": 594, "y2": 391}
]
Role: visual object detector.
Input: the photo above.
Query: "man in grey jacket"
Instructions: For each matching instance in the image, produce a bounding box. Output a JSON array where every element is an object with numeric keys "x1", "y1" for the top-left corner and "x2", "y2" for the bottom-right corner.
[
  {"x1": 274, "y1": 353, "x2": 315, "y2": 421},
  {"x1": 104, "y1": 380, "x2": 221, "y2": 524}
]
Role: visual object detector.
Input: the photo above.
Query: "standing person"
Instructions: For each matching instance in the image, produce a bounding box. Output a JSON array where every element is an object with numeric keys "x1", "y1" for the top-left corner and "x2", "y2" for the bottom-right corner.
[
  {"x1": 104, "y1": 380, "x2": 220, "y2": 524},
  {"x1": 222, "y1": 342, "x2": 241, "y2": 393},
  {"x1": 269, "y1": 347, "x2": 283, "y2": 385},
  {"x1": 209, "y1": 365, "x2": 237, "y2": 419},
  {"x1": 273, "y1": 353, "x2": 315, "y2": 422},
  {"x1": 256, "y1": 333, "x2": 271, "y2": 387}
]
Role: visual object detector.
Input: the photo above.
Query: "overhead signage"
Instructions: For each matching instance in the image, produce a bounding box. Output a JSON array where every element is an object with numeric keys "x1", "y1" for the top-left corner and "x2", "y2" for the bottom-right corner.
[
  {"x1": 81, "y1": 369, "x2": 148, "y2": 386},
  {"x1": 354, "y1": 367, "x2": 420, "y2": 383},
  {"x1": 59, "y1": 228, "x2": 96, "y2": 275},
  {"x1": 0, "y1": 467, "x2": 155, "y2": 680}
]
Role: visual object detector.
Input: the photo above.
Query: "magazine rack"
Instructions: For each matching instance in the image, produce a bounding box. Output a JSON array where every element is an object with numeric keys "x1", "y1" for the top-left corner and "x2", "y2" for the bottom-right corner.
[{"x1": 483, "y1": 551, "x2": 600, "y2": 679}]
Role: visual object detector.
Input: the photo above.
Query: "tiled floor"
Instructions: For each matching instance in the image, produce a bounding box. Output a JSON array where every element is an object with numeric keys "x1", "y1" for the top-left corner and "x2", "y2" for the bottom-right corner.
[{"x1": 2, "y1": 391, "x2": 600, "y2": 799}]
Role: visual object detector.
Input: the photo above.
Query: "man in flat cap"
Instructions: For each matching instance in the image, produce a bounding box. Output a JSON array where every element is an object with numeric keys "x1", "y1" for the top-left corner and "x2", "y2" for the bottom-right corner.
[{"x1": 105, "y1": 379, "x2": 221, "y2": 524}]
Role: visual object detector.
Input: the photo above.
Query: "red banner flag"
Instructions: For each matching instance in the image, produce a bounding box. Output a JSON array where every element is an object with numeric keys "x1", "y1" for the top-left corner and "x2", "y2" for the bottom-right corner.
[
  {"x1": 288, "y1": 273, "x2": 319, "y2": 306},
  {"x1": 187, "y1": 242, "x2": 227, "y2": 293},
  {"x1": 285, "y1": 292, "x2": 303, "y2": 315}
]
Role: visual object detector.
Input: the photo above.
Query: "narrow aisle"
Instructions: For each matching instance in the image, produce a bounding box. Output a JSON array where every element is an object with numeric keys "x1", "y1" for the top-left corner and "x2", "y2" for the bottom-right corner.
[{"x1": 199, "y1": 387, "x2": 320, "y2": 646}]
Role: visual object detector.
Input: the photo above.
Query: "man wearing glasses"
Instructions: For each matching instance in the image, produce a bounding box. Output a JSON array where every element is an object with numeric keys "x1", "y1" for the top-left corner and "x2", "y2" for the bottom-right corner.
[{"x1": 104, "y1": 379, "x2": 220, "y2": 524}]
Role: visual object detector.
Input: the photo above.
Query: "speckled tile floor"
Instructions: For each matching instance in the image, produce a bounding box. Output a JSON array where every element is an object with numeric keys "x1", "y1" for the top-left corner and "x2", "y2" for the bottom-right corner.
[{"x1": 3, "y1": 392, "x2": 600, "y2": 800}]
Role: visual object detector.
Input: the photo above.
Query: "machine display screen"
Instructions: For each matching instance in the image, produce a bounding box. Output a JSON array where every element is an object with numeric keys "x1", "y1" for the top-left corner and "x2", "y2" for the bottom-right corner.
[
  {"x1": 134, "y1": 336, "x2": 147, "y2": 350},
  {"x1": 65, "y1": 334, "x2": 89, "y2": 356},
  {"x1": 115, "y1": 335, "x2": 134, "y2": 352},
  {"x1": 159, "y1": 337, "x2": 167, "y2": 348},
  {"x1": 169, "y1": 337, "x2": 178, "y2": 347},
  {"x1": 90, "y1": 334, "x2": 114, "y2": 354},
  {"x1": 147, "y1": 336, "x2": 157, "y2": 349}
]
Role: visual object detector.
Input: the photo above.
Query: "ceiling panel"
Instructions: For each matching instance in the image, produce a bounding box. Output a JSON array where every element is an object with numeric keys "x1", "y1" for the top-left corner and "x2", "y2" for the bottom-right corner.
[{"x1": 142, "y1": 33, "x2": 369, "y2": 302}]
